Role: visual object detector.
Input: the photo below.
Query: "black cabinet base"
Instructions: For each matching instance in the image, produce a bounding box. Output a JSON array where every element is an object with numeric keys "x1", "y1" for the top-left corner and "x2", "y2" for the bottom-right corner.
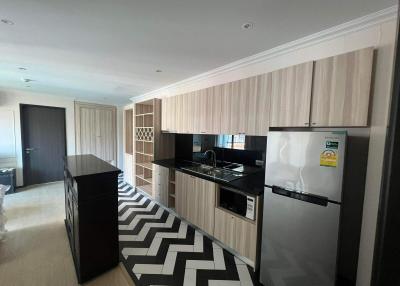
[{"x1": 64, "y1": 155, "x2": 121, "y2": 284}]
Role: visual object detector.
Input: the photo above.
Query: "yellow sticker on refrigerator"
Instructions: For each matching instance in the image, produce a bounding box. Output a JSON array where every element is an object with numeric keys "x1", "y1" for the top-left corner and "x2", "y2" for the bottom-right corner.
[{"x1": 320, "y1": 149, "x2": 338, "y2": 167}]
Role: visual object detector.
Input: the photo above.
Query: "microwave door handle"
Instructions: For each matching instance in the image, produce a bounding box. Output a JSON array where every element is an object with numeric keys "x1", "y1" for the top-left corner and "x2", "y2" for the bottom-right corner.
[{"x1": 271, "y1": 186, "x2": 329, "y2": 207}]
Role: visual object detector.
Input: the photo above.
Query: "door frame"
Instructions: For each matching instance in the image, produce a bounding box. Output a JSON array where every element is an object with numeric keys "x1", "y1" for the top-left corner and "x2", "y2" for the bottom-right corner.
[
  {"x1": 371, "y1": 4, "x2": 400, "y2": 286},
  {"x1": 20, "y1": 104, "x2": 67, "y2": 186}
]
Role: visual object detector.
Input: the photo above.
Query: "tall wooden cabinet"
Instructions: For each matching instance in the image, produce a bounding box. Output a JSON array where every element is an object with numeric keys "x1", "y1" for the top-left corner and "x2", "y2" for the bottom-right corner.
[
  {"x1": 123, "y1": 106, "x2": 135, "y2": 186},
  {"x1": 135, "y1": 99, "x2": 174, "y2": 197},
  {"x1": 311, "y1": 47, "x2": 374, "y2": 127},
  {"x1": 75, "y1": 102, "x2": 117, "y2": 165}
]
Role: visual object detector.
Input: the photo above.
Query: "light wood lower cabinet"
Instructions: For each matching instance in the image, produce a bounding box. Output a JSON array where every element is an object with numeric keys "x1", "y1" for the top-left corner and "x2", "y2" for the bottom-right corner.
[
  {"x1": 234, "y1": 214, "x2": 258, "y2": 262},
  {"x1": 175, "y1": 171, "x2": 258, "y2": 263},
  {"x1": 214, "y1": 207, "x2": 258, "y2": 262},
  {"x1": 214, "y1": 208, "x2": 236, "y2": 249},
  {"x1": 175, "y1": 171, "x2": 216, "y2": 234},
  {"x1": 193, "y1": 176, "x2": 216, "y2": 234},
  {"x1": 152, "y1": 164, "x2": 169, "y2": 206},
  {"x1": 175, "y1": 171, "x2": 190, "y2": 219}
]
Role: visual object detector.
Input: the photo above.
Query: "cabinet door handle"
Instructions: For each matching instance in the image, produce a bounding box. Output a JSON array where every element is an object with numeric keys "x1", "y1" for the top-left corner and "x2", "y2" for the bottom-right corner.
[
  {"x1": 304, "y1": 122, "x2": 309, "y2": 126},
  {"x1": 312, "y1": 122, "x2": 317, "y2": 126}
]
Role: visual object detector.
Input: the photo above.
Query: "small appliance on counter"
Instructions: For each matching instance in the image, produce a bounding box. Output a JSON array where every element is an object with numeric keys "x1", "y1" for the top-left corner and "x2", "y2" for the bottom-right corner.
[
  {"x1": 260, "y1": 131, "x2": 347, "y2": 286},
  {"x1": 219, "y1": 186, "x2": 256, "y2": 221}
]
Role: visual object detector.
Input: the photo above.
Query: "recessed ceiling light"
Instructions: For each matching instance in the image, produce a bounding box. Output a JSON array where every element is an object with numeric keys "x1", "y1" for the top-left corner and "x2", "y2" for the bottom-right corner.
[
  {"x1": 242, "y1": 22, "x2": 254, "y2": 30},
  {"x1": 18, "y1": 67, "x2": 27, "y2": 71},
  {"x1": 156, "y1": 69, "x2": 162, "y2": 73},
  {"x1": 1, "y1": 19, "x2": 14, "y2": 25},
  {"x1": 21, "y1": 78, "x2": 35, "y2": 83}
]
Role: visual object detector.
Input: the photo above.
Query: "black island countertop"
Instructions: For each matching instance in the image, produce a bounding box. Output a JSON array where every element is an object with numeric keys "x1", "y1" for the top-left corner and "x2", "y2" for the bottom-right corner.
[
  {"x1": 153, "y1": 158, "x2": 265, "y2": 196},
  {"x1": 65, "y1": 154, "x2": 121, "y2": 179}
]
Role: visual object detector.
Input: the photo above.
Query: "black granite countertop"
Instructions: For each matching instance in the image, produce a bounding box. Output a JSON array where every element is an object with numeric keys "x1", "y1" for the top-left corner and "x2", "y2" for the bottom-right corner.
[
  {"x1": 153, "y1": 159, "x2": 265, "y2": 196},
  {"x1": 65, "y1": 154, "x2": 121, "y2": 178}
]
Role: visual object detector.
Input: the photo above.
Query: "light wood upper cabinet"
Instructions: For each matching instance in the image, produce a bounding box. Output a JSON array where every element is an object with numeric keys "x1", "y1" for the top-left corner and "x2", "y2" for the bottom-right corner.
[
  {"x1": 185, "y1": 91, "x2": 195, "y2": 133},
  {"x1": 220, "y1": 80, "x2": 247, "y2": 135},
  {"x1": 270, "y1": 62, "x2": 314, "y2": 127},
  {"x1": 220, "y1": 82, "x2": 233, "y2": 134},
  {"x1": 162, "y1": 96, "x2": 176, "y2": 132},
  {"x1": 175, "y1": 94, "x2": 184, "y2": 133},
  {"x1": 195, "y1": 87, "x2": 222, "y2": 134},
  {"x1": 311, "y1": 47, "x2": 374, "y2": 127},
  {"x1": 246, "y1": 74, "x2": 272, "y2": 136}
]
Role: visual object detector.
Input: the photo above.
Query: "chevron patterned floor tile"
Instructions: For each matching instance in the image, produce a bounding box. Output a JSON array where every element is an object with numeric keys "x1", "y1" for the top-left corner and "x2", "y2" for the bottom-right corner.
[{"x1": 117, "y1": 178, "x2": 258, "y2": 286}]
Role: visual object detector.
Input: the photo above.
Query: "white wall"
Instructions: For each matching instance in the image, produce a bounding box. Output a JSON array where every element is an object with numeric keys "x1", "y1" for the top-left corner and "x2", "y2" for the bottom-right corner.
[
  {"x1": 0, "y1": 88, "x2": 124, "y2": 186},
  {"x1": 129, "y1": 12, "x2": 398, "y2": 286}
]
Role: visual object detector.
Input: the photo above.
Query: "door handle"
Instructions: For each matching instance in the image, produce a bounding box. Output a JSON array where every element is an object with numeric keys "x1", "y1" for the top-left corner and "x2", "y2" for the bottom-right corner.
[{"x1": 25, "y1": 147, "x2": 36, "y2": 154}]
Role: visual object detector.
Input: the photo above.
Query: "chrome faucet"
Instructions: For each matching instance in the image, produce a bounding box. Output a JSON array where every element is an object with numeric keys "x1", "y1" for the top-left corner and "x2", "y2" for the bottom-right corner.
[{"x1": 204, "y1": 150, "x2": 217, "y2": 167}]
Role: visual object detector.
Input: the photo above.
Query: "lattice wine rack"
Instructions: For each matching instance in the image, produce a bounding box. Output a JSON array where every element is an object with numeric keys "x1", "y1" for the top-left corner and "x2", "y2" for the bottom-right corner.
[{"x1": 136, "y1": 127, "x2": 154, "y2": 142}]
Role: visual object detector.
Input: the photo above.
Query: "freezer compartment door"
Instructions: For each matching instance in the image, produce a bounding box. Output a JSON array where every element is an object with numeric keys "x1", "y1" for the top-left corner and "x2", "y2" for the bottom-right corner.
[
  {"x1": 265, "y1": 131, "x2": 346, "y2": 203},
  {"x1": 260, "y1": 187, "x2": 340, "y2": 286}
]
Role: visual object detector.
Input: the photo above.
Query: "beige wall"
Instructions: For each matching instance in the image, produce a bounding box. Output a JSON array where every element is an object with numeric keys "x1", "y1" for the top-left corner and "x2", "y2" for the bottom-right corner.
[
  {"x1": 0, "y1": 88, "x2": 124, "y2": 186},
  {"x1": 130, "y1": 16, "x2": 398, "y2": 285}
]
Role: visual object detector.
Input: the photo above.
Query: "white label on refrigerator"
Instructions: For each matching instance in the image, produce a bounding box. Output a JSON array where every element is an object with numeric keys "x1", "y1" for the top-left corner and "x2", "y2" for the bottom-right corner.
[{"x1": 246, "y1": 196, "x2": 255, "y2": 220}]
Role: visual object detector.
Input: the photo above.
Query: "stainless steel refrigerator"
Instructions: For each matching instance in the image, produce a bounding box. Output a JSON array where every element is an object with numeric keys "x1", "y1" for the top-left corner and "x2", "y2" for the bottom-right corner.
[{"x1": 260, "y1": 131, "x2": 347, "y2": 286}]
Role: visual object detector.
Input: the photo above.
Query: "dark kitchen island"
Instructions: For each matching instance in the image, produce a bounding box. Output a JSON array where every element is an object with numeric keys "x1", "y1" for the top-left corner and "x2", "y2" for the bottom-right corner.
[{"x1": 64, "y1": 154, "x2": 121, "y2": 283}]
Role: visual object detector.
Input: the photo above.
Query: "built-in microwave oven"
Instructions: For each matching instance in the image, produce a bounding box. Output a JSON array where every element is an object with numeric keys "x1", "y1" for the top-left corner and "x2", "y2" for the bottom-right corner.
[{"x1": 218, "y1": 186, "x2": 256, "y2": 220}]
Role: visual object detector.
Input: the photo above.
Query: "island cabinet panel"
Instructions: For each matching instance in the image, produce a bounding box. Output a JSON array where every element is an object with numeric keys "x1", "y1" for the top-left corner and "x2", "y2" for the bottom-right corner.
[
  {"x1": 311, "y1": 47, "x2": 374, "y2": 127},
  {"x1": 270, "y1": 61, "x2": 314, "y2": 127},
  {"x1": 64, "y1": 154, "x2": 121, "y2": 284}
]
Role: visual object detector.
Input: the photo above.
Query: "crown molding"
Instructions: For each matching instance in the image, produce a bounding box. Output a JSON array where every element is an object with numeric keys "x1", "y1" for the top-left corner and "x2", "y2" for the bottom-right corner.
[{"x1": 131, "y1": 5, "x2": 398, "y2": 103}]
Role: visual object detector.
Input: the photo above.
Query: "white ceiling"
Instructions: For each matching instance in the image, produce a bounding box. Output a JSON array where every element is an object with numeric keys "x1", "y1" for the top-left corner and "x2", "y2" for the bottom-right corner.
[{"x1": 0, "y1": 0, "x2": 396, "y2": 104}]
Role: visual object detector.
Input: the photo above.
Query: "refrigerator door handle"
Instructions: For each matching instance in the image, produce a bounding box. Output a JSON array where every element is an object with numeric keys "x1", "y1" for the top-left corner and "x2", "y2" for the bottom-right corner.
[{"x1": 271, "y1": 185, "x2": 329, "y2": 207}]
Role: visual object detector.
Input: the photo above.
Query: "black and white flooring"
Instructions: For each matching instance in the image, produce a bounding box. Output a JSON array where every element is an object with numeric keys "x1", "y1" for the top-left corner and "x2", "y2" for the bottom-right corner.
[{"x1": 117, "y1": 178, "x2": 257, "y2": 286}]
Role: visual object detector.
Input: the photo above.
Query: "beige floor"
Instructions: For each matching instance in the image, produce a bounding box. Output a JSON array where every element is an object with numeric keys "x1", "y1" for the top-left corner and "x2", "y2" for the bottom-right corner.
[{"x1": 0, "y1": 182, "x2": 135, "y2": 286}]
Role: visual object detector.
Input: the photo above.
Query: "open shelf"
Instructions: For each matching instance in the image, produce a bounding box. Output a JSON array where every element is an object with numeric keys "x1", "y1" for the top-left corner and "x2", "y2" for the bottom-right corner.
[
  {"x1": 137, "y1": 184, "x2": 152, "y2": 196},
  {"x1": 124, "y1": 109, "x2": 134, "y2": 155},
  {"x1": 136, "y1": 174, "x2": 152, "y2": 184},
  {"x1": 136, "y1": 112, "x2": 154, "y2": 116},
  {"x1": 136, "y1": 162, "x2": 152, "y2": 170}
]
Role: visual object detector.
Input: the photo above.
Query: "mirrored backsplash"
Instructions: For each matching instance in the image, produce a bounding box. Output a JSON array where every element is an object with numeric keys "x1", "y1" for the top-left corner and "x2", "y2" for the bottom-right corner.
[{"x1": 175, "y1": 134, "x2": 267, "y2": 167}]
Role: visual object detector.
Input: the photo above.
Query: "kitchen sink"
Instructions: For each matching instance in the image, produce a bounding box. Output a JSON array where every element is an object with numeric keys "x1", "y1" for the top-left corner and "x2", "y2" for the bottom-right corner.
[{"x1": 180, "y1": 164, "x2": 245, "y2": 182}]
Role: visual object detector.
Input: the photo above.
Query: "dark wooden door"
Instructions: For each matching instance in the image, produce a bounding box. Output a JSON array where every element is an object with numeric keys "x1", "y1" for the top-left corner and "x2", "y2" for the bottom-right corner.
[{"x1": 21, "y1": 104, "x2": 66, "y2": 186}]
